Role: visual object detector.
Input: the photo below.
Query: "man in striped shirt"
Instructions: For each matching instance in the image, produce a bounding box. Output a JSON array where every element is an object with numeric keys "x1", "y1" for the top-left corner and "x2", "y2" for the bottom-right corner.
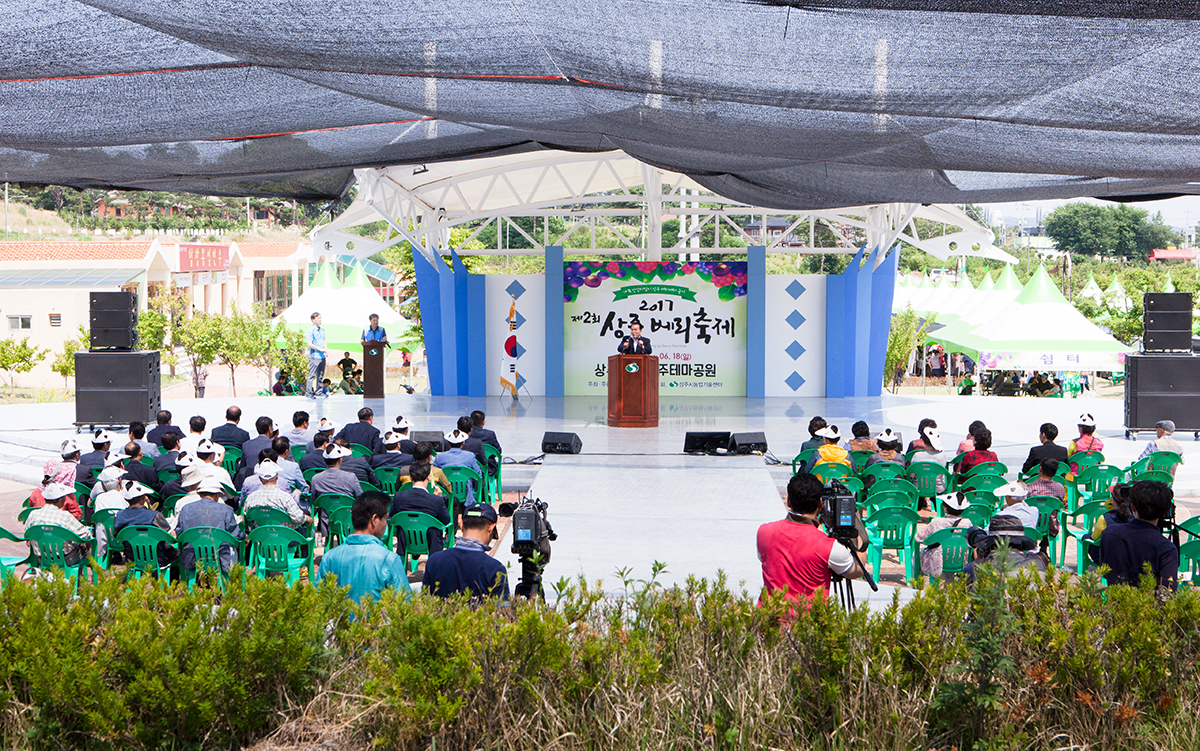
[
  {"x1": 243, "y1": 461, "x2": 311, "y2": 530},
  {"x1": 24, "y1": 483, "x2": 93, "y2": 565}
]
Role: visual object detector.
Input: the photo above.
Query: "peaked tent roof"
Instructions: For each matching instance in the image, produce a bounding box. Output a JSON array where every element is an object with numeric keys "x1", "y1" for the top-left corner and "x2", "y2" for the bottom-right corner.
[
  {"x1": 277, "y1": 262, "x2": 410, "y2": 353},
  {"x1": 1104, "y1": 275, "x2": 1132, "y2": 312},
  {"x1": 1163, "y1": 273, "x2": 1177, "y2": 293},
  {"x1": 1077, "y1": 274, "x2": 1104, "y2": 302},
  {"x1": 977, "y1": 272, "x2": 996, "y2": 292}
]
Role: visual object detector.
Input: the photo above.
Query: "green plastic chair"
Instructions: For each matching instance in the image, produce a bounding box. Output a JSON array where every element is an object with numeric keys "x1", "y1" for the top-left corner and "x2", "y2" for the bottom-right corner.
[
  {"x1": 24, "y1": 525, "x2": 91, "y2": 588},
  {"x1": 160, "y1": 494, "x2": 185, "y2": 518},
  {"x1": 441, "y1": 465, "x2": 482, "y2": 505},
  {"x1": 865, "y1": 506, "x2": 921, "y2": 583},
  {"x1": 1129, "y1": 451, "x2": 1182, "y2": 477},
  {"x1": 866, "y1": 477, "x2": 919, "y2": 502},
  {"x1": 221, "y1": 445, "x2": 242, "y2": 477},
  {"x1": 961, "y1": 504, "x2": 994, "y2": 528},
  {"x1": 966, "y1": 461, "x2": 1008, "y2": 477},
  {"x1": 862, "y1": 462, "x2": 906, "y2": 485},
  {"x1": 907, "y1": 463, "x2": 949, "y2": 498},
  {"x1": 811, "y1": 461, "x2": 854, "y2": 484},
  {"x1": 375, "y1": 466, "x2": 402, "y2": 496},
  {"x1": 177, "y1": 526, "x2": 242, "y2": 589},
  {"x1": 115, "y1": 525, "x2": 176, "y2": 582},
  {"x1": 138, "y1": 455, "x2": 154, "y2": 466},
  {"x1": 1060, "y1": 500, "x2": 1108, "y2": 575},
  {"x1": 315, "y1": 493, "x2": 355, "y2": 512},
  {"x1": 359, "y1": 480, "x2": 382, "y2": 495},
  {"x1": 863, "y1": 490, "x2": 915, "y2": 514},
  {"x1": 302, "y1": 468, "x2": 321, "y2": 485},
  {"x1": 244, "y1": 505, "x2": 311, "y2": 538},
  {"x1": 961, "y1": 474, "x2": 1007, "y2": 495},
  {"x1": 350, "y1": 443, "x2": 373, "y2": 458},
  {"x1": 921, "y1": 526, "x2": 972, "y2": 577},
  {"x1": 791, "y1": 448, "x2": 817, "y2": 476},
  {"x1": 482, "y1": 444, "x2": 503, "y2": 504},
  {"x1": 1132, "y1": 469, "x2": 1174, "y2": 485},
  {"x1": 1069, "y1": 450, "x2": 1105, "y2": 477},
  {"x1": 1179, "y1": 539, "x2": 1200, "y2": 589},
  {"x1": 247, "y1": 525, "x2": 314, "y2": 584},
  {"x1": 91, "y1": 508, "x2": 120, "y2": 568},
  {"x1": 1025, "y1": 496, "x2": 1063, "y2": 565},
  {"x1": 324, "y1": 504, "x2": 354, "y2": 551},
  {"x1": 290, "y1": 446, "x2": 307, "y2": 464},
  {"x1": 389, "y1": 511, "x2": 453, "y2": 573},
  {"x1": 0, "y1": 527, "x2": 29, "y2": 589},
  {"x1": 73, "y1": 481, "x2": 91, "y2": 503},
  {"x1": 903, "y1": 449, "x2": 918, "y2": 466},
  {"x1": 1177, "y1": 515, "x2": 1200, "y2": 544},
  {"x1": 836, "y1": 475, "x2": 865, "y2": 500},
  {"x1": 1075, "y1": 465, "x2": 1125, "y2": 508},
  {"x1": 850, "y1": 450, "x2": 875, "y2": 472},
  {"x1": 947, "y1": 451, "x2": 969, "y2": 472},
  {"x1": 157, "y1": 468, "x2": 180, "y2": 486}
]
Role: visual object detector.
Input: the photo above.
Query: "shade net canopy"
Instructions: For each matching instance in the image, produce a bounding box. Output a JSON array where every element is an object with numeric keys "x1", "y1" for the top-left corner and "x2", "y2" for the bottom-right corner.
[{"x1": 6, "y1": 0, "x2": 1200, "y2": 207}]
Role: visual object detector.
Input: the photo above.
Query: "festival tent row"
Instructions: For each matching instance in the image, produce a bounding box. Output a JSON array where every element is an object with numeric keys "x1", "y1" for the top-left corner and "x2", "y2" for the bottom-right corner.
[
  {"x1": 926, "y1": 266, "x2": 1130, "y2": 371},
  {"x1": 276, "y1": 262, "x2": 412, "y2": 353}
]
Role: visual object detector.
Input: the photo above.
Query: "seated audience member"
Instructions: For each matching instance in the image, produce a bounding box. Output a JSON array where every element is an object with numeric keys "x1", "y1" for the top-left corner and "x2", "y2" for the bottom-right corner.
[
  {"x1": 867, "y1": 429, "x2": 905, "y2": 468},
  {"x1": 433, "y1": 430, "x2": 484, "y2": 500},
  {"x1": 805, "y1": 425, "x2": 851, "y2": 472},
  {"x1": 273, "y1": 373, "x2": 289, "y2": 396},
  {"x1": 146, "y1": 410, "x2": 182, "y2": 447},
  {"x1": 76, "y1": 429, "x2": 113, "y2": 488},
  {"x1": 1086, "y1": 482, "x2": 1134, "y2": 563},
  {"x1": 195, "y1": 439, "x2": 234, "y2": 488},
  {"x1": 271, "y1": 436, "x2": 309, "y2": 493},
  {"x1": 402, "y1": 443, "x2": 453, "y2": 495},
  {"x1": 391, "y1": 417, "x2": 419, "y2": 454},
  {"x1": 1066, "y1": 413, "x2": 1104, "y2": 477},
  {"x1": 470, "y1": 411, "x2": 501, "y2": 453},
  {"x1": 800, "y1": 417, "x2": 828, "y2": 454},
  {"x1": 320, "y1": 378, "x2": 333, "y2": 396},
  {"x1": 391, "y1": 462, "x2": 452, "y2": 554},
  {"x1": 312, "y1": 443, "x2": 363, "y2": 499},
  {"x1": 336, "y1": 407, "x2": 384, "y2": 455},
  {"x1": 990, "y1": 481, "x2": 1055, "y2": 536},
  {"x1": 333, "y1": 437, "x2": 381, "y2": 488},
  {"x1": 299, "y1": 433, "x2": 331, "y2": 472},
  {"x1": 30, "y1": 440, "x2": 85, "y2": 519},
  {"x1": 1099, "y1": 480, "x2": 1178, "y2": 590},
  {"x1": 24, "y1": 483, "x2": 93, "y2": 564},
  {"x1": 175, "y1": 477, "x2": 245, "y2": 574},
  {"x1": 1137, "y1": 420, "x2": 1184, "y2": 474},
  {"x1": 373, "y1": 431, "x2": 415, "y2": 468},
  {"x1": 957, "y1": 427, "x2": 998, "y2": 477},
  {"x1": 91, "y1": 466, "x2": 128, "y2": 562},
  {"x1": 239, "y1": 449, "x2": 304, "y2": 505},
  {"x1": 318, "y1": 492, "x2": 412, "y2": 602},
  {"x1": 1045, "y1": 379, "x2": 1063, "y2": 396},
  {"x1": 179, "y1": 415, "x2": 207, "y2": 456},
  {"x1": 908, "y1": 425, "x2": 944, "y2": 465},
  {"x1": 1021, "y1": 422, "x2": 1068, "y2": 475},
  {"x1": 113, "y1": 480, "x2": 177, "y2": 567},
  {"x1": 121, "y1": 442, "x2": 161, "y2": 492},
  {"x1": 907, "y1": 418, "x2": 937, "y2": 453},
  {"x1": 958, "y1": 373, "x2": 976, "y2": 395},
  {"x1": 129, "y1": 421, "x2": 156, "y2": 457},
  {"x1": 915, "y1": 491, "x2": 971, "y2": 578},
  {"x1": 847, "y1": 421, "x2": 878, "y2": 453},
  {"x1": 241, "y1": 416, "x2": 277, "y2": 471},
  {"x1": 456, "y1": 415, "x2": 488, "y2": 467},
  {"x1": 210, "y1": 406, "x2": 250, "y2": 449},
  {"x1": 963, "y1": 514, "x2": 1049, "y2": 580},
  {"x1": 166, "y1": 463, "x2": 207, "y2": 520},
  {"x1": 243, "y1": 461, "x2": 312, "y2": 530},
  {"x1": 957, "y1": 420, "x2": 985, "y2": 457},
  {"x1": 1024, "y1": 458, "x2": 1066, "y2": 504},
  {"x1": 153, "y1": 432, "x2": 182, "y2": 473},
  {"x1": 422, "y1": 503, "x2": 509, "y2": 601},
  {"x1": 283, "y1": 410, "x2": 315, "y2": 449},
  {"x1": 304, "y1": 418, "x2": 338, "y2": 453}
]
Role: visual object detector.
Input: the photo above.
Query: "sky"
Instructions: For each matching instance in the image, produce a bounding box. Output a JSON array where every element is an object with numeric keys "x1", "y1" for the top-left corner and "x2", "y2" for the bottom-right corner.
[{"x1": 984, "y1": 195, "x2": 1200, "y2": 235}]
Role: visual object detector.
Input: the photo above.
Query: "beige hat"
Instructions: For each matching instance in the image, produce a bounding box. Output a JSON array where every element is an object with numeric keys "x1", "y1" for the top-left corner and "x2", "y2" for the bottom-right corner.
[{"x1": 181, "y1": 465, "x2": 206, "y2": 485}]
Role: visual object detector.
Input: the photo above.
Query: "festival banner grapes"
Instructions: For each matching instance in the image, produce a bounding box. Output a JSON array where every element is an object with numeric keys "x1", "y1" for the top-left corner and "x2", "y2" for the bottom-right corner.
[{"x1": 563, "y1": 260, "x2": 747, "y2": 396}]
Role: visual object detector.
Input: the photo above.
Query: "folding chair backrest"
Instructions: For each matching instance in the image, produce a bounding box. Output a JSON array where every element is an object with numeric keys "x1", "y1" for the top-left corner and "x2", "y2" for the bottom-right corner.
[
  {"x1": 1177, "y1": 515, "x2": 1200, "y2": 544},
  {"x1": 247, "y1": 525, "x2": 308, "y2": 576},
  {"x1": 791, "y1": 448, "x2": 817, "y2": 475},
  {"x1": 1072, "y1": 451, "x2": 1105, "y2": 475},
  {"x1": 177, "y1": 526, "x2": 241, "y2": 574},
  {"x1": 1066, "y1": 500, "x2": 1108, "y2": 531},
  {"x1": 961, "y1": 474, "x2": 1007, "y2": 494},
  {"x1": 441, "y1": 466, "x2": 481, "y2": 504},
  {"x1": 907, "y1": 463, "x2": 949, "y2": 497},
  {"x1": 1024, "y1": 496, "x2": 1061, "y2": 537},
  {"x1": 221, "y1": 446, "x2": 242, "y2": 476},
  {"x1": 865, "y1": 507, "x2": 920, "y2": 547},
  {"x1": 161, "y1": 494, "x2": 185, "y2": 518},
  {"x1": 375, "y1": 467, "x2": 402, "y2": 495},
  {"x1": 290, "y1": 446, "x2": 306, "y2": 464},
  {"x1": 1141, "y1": 451, "x2": 1183, "y2": 475},
  {"x1": 315, "y1": 494, "x2": 355, "y2": 515},
  {"x1": 923, "y1": 527, "x2": 972, "y2": 574},
  {"x1": 114, "y1": 524, "x2": 174, "y2": 576},
  {"x1": 243, "y1": 505, "x2": 294, "y2": 530},
  {"x1": 1133, "y1": 469, "x2": 1174, "y2": 484},
  {"x1": 350, "y1": 443, "x2": 373, "y2": 458},
  {"x1": 158, "y1": 468, "x2": 180, "y2": 485},
  {"x1": 849, "y1": 450, "x2": 875, "y2": 472},
  {"x1": 302, "y1": 468, "x2": 321, "y2": 485},
  {"x1": 864, "y1": 491, "x2": 914, "y2": 513}
]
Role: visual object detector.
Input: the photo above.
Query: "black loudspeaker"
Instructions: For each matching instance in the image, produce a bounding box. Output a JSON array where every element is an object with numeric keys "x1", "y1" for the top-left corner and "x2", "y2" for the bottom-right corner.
[
  {"x1": 730, "y1": 432, "x2": 768, "y2": 454},
  {"x1": 1145, "y1": 293, "x2": 1192, "y2": 312},
  {"x1": 74, "y1": 350, "x2": 160, "y2": 425},
  {"x1": 683, "y1": 431, "x2": 732, "y2": 454},
  {"x1": 1143, "y1": 292, "x2": 1193, "y2": 353},
  {"x1": 1144, "y1": 330, "x2": 1192, "y2": 352},
  {"x1": 89, "y1": 291, "x2": 138, "y2": 350},
  {"x1": 411, "y1": 431, "x2": 446, "y2": 451},
  {"x1": 1125, "y1": 353, "x2": 1200, "y2": 431},
  {"x1": 542, "y1": 432, "x2": 582, "y2": 454}
]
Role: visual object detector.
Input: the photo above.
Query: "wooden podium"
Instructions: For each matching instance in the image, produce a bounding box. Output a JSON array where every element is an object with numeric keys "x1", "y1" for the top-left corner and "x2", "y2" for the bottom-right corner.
[
  {"x1": 608, "y1": 354, "x2": 659, "y2": 427},
  {"x1": 362, "y1": 342, "x2": 386, "y2": 398}
]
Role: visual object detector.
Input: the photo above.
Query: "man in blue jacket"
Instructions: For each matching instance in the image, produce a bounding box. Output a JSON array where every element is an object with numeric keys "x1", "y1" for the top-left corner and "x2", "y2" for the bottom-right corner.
[{"x1": 422, "y1": 503, "x2": 508, "y2": 601}]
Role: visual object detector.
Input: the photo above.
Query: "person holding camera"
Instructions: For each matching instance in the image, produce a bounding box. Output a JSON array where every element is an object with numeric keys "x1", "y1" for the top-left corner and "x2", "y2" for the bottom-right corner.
[
  {"x1": 757, "y1": 473, "x2": 865, "y2": 605},
  {"x1": 422, "y1": 503, "x2": 510, "y2": 601},
  {"x1": 1098, "y1": 480, "x2": 1178, "y2": 591}
]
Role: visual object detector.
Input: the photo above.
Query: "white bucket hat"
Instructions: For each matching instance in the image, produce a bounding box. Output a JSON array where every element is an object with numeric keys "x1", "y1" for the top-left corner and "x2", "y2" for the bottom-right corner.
[
  {"x1": 120, "y1": 480, "x2": 153, "y2": 500},
  {"x1": 921, "y1": 426, "x2": 943, "y2": 452},
  {"x1": 938, "y1": 491, "x2": 970, "y2": 511},
  {"x1": 91, "y1": 429, "x2": 112, "y2": 445},
  {"x1": 323, "y1": 443, "x2": 352, "y2": 459},
  {"x1": 875, "y1": 428, "x2": 900, "y2": 443},
  {"x1": 59, "y1": 439, "x2": 80, "y2": 457},
  {"x1": 816, "y1": 425, "x2": 841, "y2": 440},
  {"x1": 444, "y1": 429, "x2": 469, "y2": 444},
  {"x1": 43, "y1": 483, "x2": 73, "y2": 501},
  {"x1": 255, "y1": 461, "x2": 280, "y2": 479},
  {"x1": 317, "y1": 418, "x2": 338, "y2": 433},
  {"x1": 993, "y1": 481, "x2": 1028, "y2": 500},
  {"x1": 1078, "y1": 413, "x2": 1096, "y2": 427},
  {"x1": 393, "y1": 417, "x2": 411, "y2": 431},
  {"x1": 103, "y1": 451, "x2": 126, "y2": 467}
]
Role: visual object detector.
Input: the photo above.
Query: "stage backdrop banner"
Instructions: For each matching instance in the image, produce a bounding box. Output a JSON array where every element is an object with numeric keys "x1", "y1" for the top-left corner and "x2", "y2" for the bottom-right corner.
[{"x1": 563, "y1": 260, "x2": 747, "y2": 396}]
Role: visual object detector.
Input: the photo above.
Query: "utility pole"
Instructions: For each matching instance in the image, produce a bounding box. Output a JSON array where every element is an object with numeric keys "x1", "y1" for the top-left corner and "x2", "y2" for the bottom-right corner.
[{"x1": 3, "y1": 182, "x2": 7, "y2": 240}]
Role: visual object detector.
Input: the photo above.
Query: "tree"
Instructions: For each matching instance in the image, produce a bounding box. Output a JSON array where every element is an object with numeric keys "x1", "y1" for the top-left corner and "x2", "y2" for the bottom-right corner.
[
  {"x1": 50, "y1": 325, "x2": 88, "y2": 388},
  {"x1": 138, "y1": 286, "x2": 189, "y2": 375},
  {"x1": 228, "y1": 304, "x2": 288, "y2": 393},
  {"x1": 174, "y1": 313, "x2": 223, "y2": 396},
  {"x1": 382, "y1": 225, "x2": 486, "y2": 350},
  {"x1": 1044, "y1": 203, "x2": 1118, "y2": 257},
  {"x1": 884, "y1": 306, "x2": 933, "y2": 393},
  {"x1": 278, "y1": 327, "x2": 310, "y2": 392},
  {"x1": 0, "y1": 337, "x2": 49, "y2": 389}
]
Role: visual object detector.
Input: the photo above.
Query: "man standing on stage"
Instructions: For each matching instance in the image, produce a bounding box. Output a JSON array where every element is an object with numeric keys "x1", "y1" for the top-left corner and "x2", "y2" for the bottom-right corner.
[
  {"x1": 618, "y1": 321, "x2": 652, "y2": 355},
  {"x1": 307, "y1": 311, "x2": 327, "y2": 398},
  {"x1": 362, "y1": 313, "x2": 389, "y2": 348}
]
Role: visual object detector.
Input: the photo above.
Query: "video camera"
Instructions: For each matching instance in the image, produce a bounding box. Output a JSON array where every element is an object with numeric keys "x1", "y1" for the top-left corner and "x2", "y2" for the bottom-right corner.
[
  {"x1": 498, "y1": 496, "x2": 558, "y2": 599},
  {"x1": 820, "y1": 479, "x2": 861, "y2": 547}
]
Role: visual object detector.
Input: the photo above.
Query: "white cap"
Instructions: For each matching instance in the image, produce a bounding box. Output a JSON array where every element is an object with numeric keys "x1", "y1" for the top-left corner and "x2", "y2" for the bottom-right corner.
[
  {"x1": 60, "y1": 439, "x2": 79, "y2": 457},
  {"x1": 383, "y1": 431, "x2": 402, "y2": 445},
  {"x1": 181, "y1": 464, "x2": 206, "y2": 485},
  {"x1": 876, "y1": 428, "x2": 900, "y2": 443},
  {"x1": 91, "y1": 429, "x2": 112, "y2": 445},
  {"x1": 445, "y1": 429, "x2": 469, "y2": 444},
  {"x1": 393, "y1": 417, "x2": 411, "y2": 430},
  {"x1": 197, "y1": 477, "x2": 225, "y2": 494},
  {"x1": 42, "y1": 482, "x2": 73, "y2": 501},
  {"x1": 921, "y1": 426, "x2": 943, "y2": 452},
  {"x1": 323, "y1": 443, "x2": 352, "y2": 459},
  {"x1": 938, "y1": 491, "x2": 970, "y2": 511},
  {"x1": 317, "y1": 418, "x2": 338, "y2": 433},
  {"x1": 176, "y1": 453, "x2": 198, "y2": 468},
  {"x1": 816, "y1": 425, "x2": 841, "y2": 440},
  {"x1": 103, "y1": 451, "x2": 126, "y2": 467},
  {"x1": 98, "y1": 465, "x2": 124, "y2": 485},
  {"x1": 993, "y1": 481, "x2": 1028, "y2": 499},
  {"x1": 1078, "y1": 413, "x2": 1096, "y2": 427},
  {"x1": 195, "y1": 438, "x2": 216, "y2": 454},
  {"x1": 255, "y1": 461, "x2": 280, "y2": 479},
  {"x1": 120, "y1": 480, "x2": 153, "y2": 500}
]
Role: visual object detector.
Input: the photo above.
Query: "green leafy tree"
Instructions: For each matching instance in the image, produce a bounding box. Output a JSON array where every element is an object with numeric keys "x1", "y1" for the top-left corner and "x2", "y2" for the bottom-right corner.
[
  {"x1": 174, "y1": 312, "x2": 223, "y2": 397},
  {"x1": 278, "y1": 327, "x2": 310, "y2": 393},
  {"x1": 382, "y1": 225, "x2": 485, "y2": 349},
  {"x1": 228, "y1": 304, "x2": 289, "y2": 393},
  {"x1": 884, "y1": 306, "x2": 933, "y2": 393},
  {"x1": 138, "y1": 286, "x2": 190, "y2": 375},
  {"x1": 50, "y1": 325, "x2": 89, "y2": 388},
  {"x1": 1044, "y1": 203, "x2": 1118, "y2": 257},
  {"x1": 0, "y1": 337, "x2": 49, "y2": 389}
]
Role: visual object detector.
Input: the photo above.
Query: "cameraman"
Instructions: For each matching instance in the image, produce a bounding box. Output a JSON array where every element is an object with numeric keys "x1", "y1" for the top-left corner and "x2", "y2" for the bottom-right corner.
[
  {"x1": 1099, "y1": 480, "x2": 1178, "y2": 591},
  {"x1": 757, "y1": 473, "x2": 865, "y2": 605}
]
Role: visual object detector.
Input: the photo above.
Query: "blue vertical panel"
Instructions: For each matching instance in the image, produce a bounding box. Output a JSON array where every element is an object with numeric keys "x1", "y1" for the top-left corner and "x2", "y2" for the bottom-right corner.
[
  {"x1": 853, "y1": 247, "x2": 874, "y2": 396},
  {"x1": 867, "y1": 246, "x2": 898, "y2": 397},
  {"x1": 825, "y1": 272, "x2": 845, "y2": 399},
  {"x1": 544, "y1": 245, "x2": 564, "y2": 397},
  {"x1": 413, "y1": 249, "x2": 444, "y2": 395},
  {"x1": 452, "y1": 251, "x2": 470, "y2": 393},
  {"x1": 466, "y1": 270, "x2": 487, "y2": 398},
  {"x1": 438, "y1": 255, "x2": 458, "y2": 396},
  {"x1": 746, "y1": 245, "x2": 766, "y2": 398}
]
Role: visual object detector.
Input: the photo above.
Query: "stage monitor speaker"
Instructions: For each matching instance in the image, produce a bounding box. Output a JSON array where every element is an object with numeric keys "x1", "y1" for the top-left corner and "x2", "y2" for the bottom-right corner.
[
  {"x1": 729, "y1": 431, "x2": 768, "y2": 454},
  {"x1": 411, "y1": 431, "x2": 446, "y2": 451},
  {"x1": 1124, "y1": 353, "x2": 1200, "y2": 431},
  {"x1": 1144, "y1": 292, "x2": 1193, "y2": 312},
  {"x1": 74, "y1": 350, "x2": 160, "y2": 426},
  {"x1": 89, "y1": 290, "x2": 138, "y2": 350},
  {"x1": 683, "y1": 431, "x2": 732, "y2": 454},
  {"x1": 1143, "y1": 330, "x2": 1192, "y2": 352},
  {"x1": 542, "y1": 431, "x2": 582, "y2": 454}
]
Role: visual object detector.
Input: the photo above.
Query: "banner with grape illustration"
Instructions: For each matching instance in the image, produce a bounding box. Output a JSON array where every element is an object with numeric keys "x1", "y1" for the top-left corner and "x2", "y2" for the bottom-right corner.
[{"x1": 563, "y1": 260, "x2": 747, "y2": 396}]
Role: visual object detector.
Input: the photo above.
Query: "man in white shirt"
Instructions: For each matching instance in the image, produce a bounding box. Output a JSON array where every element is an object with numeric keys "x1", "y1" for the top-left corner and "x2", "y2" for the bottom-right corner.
[
  {"x1": 195, "y1": 439, "x2": 234, "y2": 489},
  {"x1": 991, "y1": 481, "x2": 1041, "y2": 529},
  {"x1": 178, "y1": 415, "x2": 209, "y2": 457}
]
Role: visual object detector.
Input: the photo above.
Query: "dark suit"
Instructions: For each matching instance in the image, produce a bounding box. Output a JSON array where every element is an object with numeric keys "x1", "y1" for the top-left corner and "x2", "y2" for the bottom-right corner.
[
  {"x1": 153, "y1": 451, "x2": 180, "y2": 473},
  {"x1": 210, "y1": 423, "x2": 250, "y2": 449},
  {"x1": 146, "y1": 424, "x2": 182, "y2": 446},
  {"x1": 299, "y1": 450, "x2": 327, "y2": 473},
  {"x1": 241, "y1": 436, "x2": 273, "y2": 467},
  {"x1": 618, "y1": 335, "x2": 652, "y2": 355},
  {"x1": 462, "y1": 436, "x2": 487, "y2": 468},
  {"x1": 391, "y1": 487, "x2": 451, "y2": 554},
  {"x1": 398, "y1": 438, "x2": 420, "y2": 455},
  {"x1": 160, "y1": 477, "x2": 188, "y2": 501},
  {"x1": 335, "y1": 421, "x2": 384, "y2": 454},
  {"x1": 76, "y1": 449, "x2": 108, "y2": 487},
  {"x1": 472, "y1": 427, "x2": 501, "y2": 453},
  {"x1": 371, "y1": 452, "x2": 414, "y2": 469},
  {"x1": 1021, "y1": 441, "x2": 1070, "y2": 474},
  {"x1": 341, "y1": 456, "x2": 380, "y2": 489},
  {"x1": 122, "y1": 461, "x2": 162, "y2": 492}
]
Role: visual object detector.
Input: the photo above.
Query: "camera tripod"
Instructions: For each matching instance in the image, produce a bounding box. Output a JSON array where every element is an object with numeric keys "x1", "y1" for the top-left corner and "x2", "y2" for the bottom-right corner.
[{"x1": 830, "y1": 547, "x2": 878, "y2": 611}]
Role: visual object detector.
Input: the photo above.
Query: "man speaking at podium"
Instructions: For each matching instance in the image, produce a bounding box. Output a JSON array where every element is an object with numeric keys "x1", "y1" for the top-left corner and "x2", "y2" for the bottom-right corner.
[{"x1": 617, "y1": 321, "x2": 652, "y2": 355}]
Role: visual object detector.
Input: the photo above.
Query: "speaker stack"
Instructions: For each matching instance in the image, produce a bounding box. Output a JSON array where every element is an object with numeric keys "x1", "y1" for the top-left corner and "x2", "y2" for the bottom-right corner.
[
  {"x1": 1124, "y1": 292, "x2": 1200, "y2": 438},
  {"x1": 75, "y1": 291, "x2": 158, "y2": 427}
]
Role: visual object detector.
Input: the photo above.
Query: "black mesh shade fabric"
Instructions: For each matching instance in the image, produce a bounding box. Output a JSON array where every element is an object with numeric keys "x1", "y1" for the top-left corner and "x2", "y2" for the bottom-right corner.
[{"x1": 5, "y1": 0, "x2": 1200, "y2": 206}]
